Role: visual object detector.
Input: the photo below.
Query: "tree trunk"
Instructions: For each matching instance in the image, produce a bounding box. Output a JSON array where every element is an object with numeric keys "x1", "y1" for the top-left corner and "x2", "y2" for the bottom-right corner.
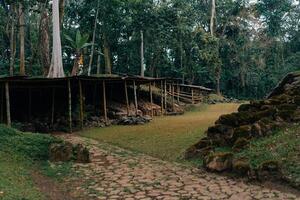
[
  {"x1": 210, "y1": 0, "x2": 216, "y2": 36},
  {"x1": 59, "y1": 0, "x2": 65, "y2": 28},
  {"x1": 71, "y1": 52, "x2": 80, "y2": 76},
  {"x1": 88, "y1": 4, "x2": 99, "y2": 76},
  {"x1": 103, "y1": 34, "x2": 112, "y2": 74},
  {"x1": 48, "y1": 0, "x2": 65, "y2": 78},
  {"x1": 9, "y1": 6, "x2": 15, "y2": 76},
  {"x1": 140, "y1": 30, "x2": 144, "y2": 77},
  {"x1": 210, "y1": 0, "x2": 221, "y2": 95},
  {"x1": 39, "y1": 7, "x2": 51, "y2": 76},
  {"x1": 215, "y1": 67, "x2": 221, "y2": 95},
  {"x1": 19, "y1": 2, "x2": 25, "y2": 76},
  {"x1": 96, "y1": 52, "x2": 101, "y2": 75}
]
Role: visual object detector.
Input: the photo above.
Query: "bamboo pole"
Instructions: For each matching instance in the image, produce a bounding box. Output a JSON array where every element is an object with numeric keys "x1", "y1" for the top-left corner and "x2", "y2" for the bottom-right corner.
[
  {"x1": 5, "y1": 82, "x2": 11, "y2": 127},
  {"x1": 51, "y1": 88, "x2": 55, "y2": 128},
  {"x1": 124, "y1": 81, "x2": 129, "y2": 116},
  {"x1": 102, "y1": 80, "x2": 108, "y2": 124},
  {"x1": 79, "y1": 80, "x2": 84, "y2": 129},
  {"x1": 149, "y1": 82, "x2": 153, "y2": 117},
  {"x1": 133, "y1": 80, "x2": 138, "y2": 116},
  {"x1": 67, "y1": 80, "x2": 72, "y2": 133},
  {"x1": 160, "y1": 80, "x2": 164, "y2": 115}
]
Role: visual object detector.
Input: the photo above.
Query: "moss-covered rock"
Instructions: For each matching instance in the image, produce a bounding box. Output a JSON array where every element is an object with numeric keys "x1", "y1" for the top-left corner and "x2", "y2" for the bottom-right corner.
[
  {"x1": 204, "y1": 152, "x2": 233, "y2": 172},
  {"x1": 232, "y1": 159, "x2": 250, "y2": 174},
  {"x1": 260, "y1": 160, "x2": 280, "y2": 172},
  {"x1": 207, "y1": 125, "x2": 234, "y2": 139},
  {"x1": 231, "y1": 125, "x2": 252, "y2": 143},
  {"x1": 233, "y1": 138, "x2": 250, "y2": 151},
  {"x1": 185, "y1": 145, "x2": 214, "y2": 159}
]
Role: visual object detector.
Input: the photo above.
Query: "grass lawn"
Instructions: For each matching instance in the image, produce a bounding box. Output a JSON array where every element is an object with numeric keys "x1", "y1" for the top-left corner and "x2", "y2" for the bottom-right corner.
[{"x1": 80, "y1": 103, "x2": 240, "y2": 162}]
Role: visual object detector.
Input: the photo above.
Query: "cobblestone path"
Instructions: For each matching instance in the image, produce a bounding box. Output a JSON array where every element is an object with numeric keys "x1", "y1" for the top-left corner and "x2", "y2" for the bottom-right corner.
[{"x1": 60, "y1": 135, "x2": 299, "y2": 200}]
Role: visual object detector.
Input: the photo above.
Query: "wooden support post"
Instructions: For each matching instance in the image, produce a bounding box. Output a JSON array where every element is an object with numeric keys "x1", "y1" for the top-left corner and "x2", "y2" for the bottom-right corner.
[
  {"x1": 149, "y1": 82, "x2": 153, "y2": 117},
  {"x1": 51, "y1": 88, "x2": 55, "y2": 128},
  {"x1": 67, "y1": 80, "x2": 72, "y2": 133},
  {"x1": 192, "y1": 89, "x2": 194, "y2": 104},
  {"x1": 177, "y1": 83, "x2": 180, "y2": 103},
  {"x1": 172, "y1": 82, "x2": 175, "y2": 111},
  {"x1": 5, "y1": 82, "x2": 11, "y2": 127},
  {"x1": 102, "y1": 80, "x2": 108, "y2": 124},
  {"x1": 79, "y1": 80, "x2": 84, "y2": 129},
  {"x1": 28, "y1": 88, "x2": 32, "y2": 121},
  {"x1": 124, "y1": 81, "x2": 129, "y2": 116},
  {"x1": 160, "y1": 80, "x2": 164, "y2": 115},
  {"x1": 164, "y1": 80, "x2": 167, "y2": 113},
  {"x1": 133, "y1": 80, "x2": 138, "y2": 116}
]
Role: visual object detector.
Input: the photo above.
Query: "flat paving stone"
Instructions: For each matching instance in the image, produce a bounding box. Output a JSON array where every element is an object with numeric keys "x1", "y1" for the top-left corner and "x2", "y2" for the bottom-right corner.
[{"x1": 58, "y1": 135, "x2": 300, "y2": 200}]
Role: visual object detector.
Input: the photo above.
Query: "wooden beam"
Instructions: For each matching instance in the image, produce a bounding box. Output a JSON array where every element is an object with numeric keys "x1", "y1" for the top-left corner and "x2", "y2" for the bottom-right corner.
[
  {"x1": 79, "y1": 80, "x2": 84, "y2": 129},
  {"x1": 124, "y1": 81, "x2": 129, "y2": 116},
  {"x1": 51, "y1": 88, "x2": 55, "y2": 128},
  {"x1": 133, "y1": 80, "x2": 138, "y2": 116},
  {"x1": 102, "y1": 80, "x2": 108, "y2": 124},
  {"x1": 67, "y1": 80, "x2": 72, "y2": 133},
  {"x1": 5, "y1": 82, "x2": 11, "y2": 127},
  {"x1": 149, "y1": 82, "x2": 153, "y2": 117}
]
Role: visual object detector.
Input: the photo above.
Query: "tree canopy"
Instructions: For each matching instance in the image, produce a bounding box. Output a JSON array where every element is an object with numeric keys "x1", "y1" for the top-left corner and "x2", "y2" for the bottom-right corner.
[{"x1": 0, "y1": 0, "x2": 299, "y2": 99}]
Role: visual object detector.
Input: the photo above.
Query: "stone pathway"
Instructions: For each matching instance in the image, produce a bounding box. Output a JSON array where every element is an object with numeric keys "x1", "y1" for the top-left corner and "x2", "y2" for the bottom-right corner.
[{"x1": 59, "y1": 135, "x2": 299, "y2": 200}]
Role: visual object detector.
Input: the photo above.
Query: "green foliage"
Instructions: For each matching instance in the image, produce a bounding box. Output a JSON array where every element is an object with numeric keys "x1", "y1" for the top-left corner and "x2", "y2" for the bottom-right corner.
[
  {"x1": 0, "y1": 0, "x2": 299, "y2": 99},
  {"x1": 0, "y1": 125, "x2": 60, "y2": 160}
]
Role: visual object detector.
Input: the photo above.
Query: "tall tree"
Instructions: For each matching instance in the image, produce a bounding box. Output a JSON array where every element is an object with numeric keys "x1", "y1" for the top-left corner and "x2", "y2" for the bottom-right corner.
[
  {"x1": 39, "y1": 3, "x2": 51, "y2": 76},
  {"x1": 19, "y1": 2, "x2": 25, "y2": 76},
  {"x1": 48, "y1": 0, "x2": 65, "y2": 78}
]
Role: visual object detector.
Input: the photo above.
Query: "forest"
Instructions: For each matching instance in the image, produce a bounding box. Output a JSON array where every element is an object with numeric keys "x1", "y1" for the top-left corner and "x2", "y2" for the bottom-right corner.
[{"x1": 0, "y1": 0, "x2": 299, "y2": 99}]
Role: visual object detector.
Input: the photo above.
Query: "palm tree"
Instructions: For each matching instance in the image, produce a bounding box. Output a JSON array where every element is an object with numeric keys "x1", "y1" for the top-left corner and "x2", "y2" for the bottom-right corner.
[{"x1": 65, "y1": 30, "x2": 92, "y2": 76}]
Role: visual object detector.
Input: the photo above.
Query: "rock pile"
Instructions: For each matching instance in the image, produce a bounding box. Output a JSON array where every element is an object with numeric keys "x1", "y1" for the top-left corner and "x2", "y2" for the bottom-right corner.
[
  {"x1": 49, "y1": 142, "x2": 90, "y2": 163},
  {"x1": 115, "y1": 116, "x2": 152, "y2": 125},
  {"x1": 186, "y1": 72, "x2": 300, "y2": 172}
]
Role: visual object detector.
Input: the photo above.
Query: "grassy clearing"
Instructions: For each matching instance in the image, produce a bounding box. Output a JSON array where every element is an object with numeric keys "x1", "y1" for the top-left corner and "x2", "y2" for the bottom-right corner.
[
  {"x1": 80, "y1": 103, "x2": 240, "y2": 161},
  {"x1": 236, "y1": 125, "x2": 300, "y2": 188},
  {"x1": 0, "y1": 125, "x2": 62, "y2": 200}
]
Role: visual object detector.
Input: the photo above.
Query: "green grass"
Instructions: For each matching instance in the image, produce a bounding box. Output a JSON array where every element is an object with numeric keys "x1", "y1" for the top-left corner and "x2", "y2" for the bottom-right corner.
[
  {"x1": 0, "y1": 125, "x2": 61, "y2": 200},
  {"x1": 236, "y1": 125, "x2": 300, "y2": 187},
  {"x1": 0, "y1": 152, "x2": 45, "y2": 200},
  {"x1": 80, "y1": 103, "x2": 240, "y2": 161}
]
